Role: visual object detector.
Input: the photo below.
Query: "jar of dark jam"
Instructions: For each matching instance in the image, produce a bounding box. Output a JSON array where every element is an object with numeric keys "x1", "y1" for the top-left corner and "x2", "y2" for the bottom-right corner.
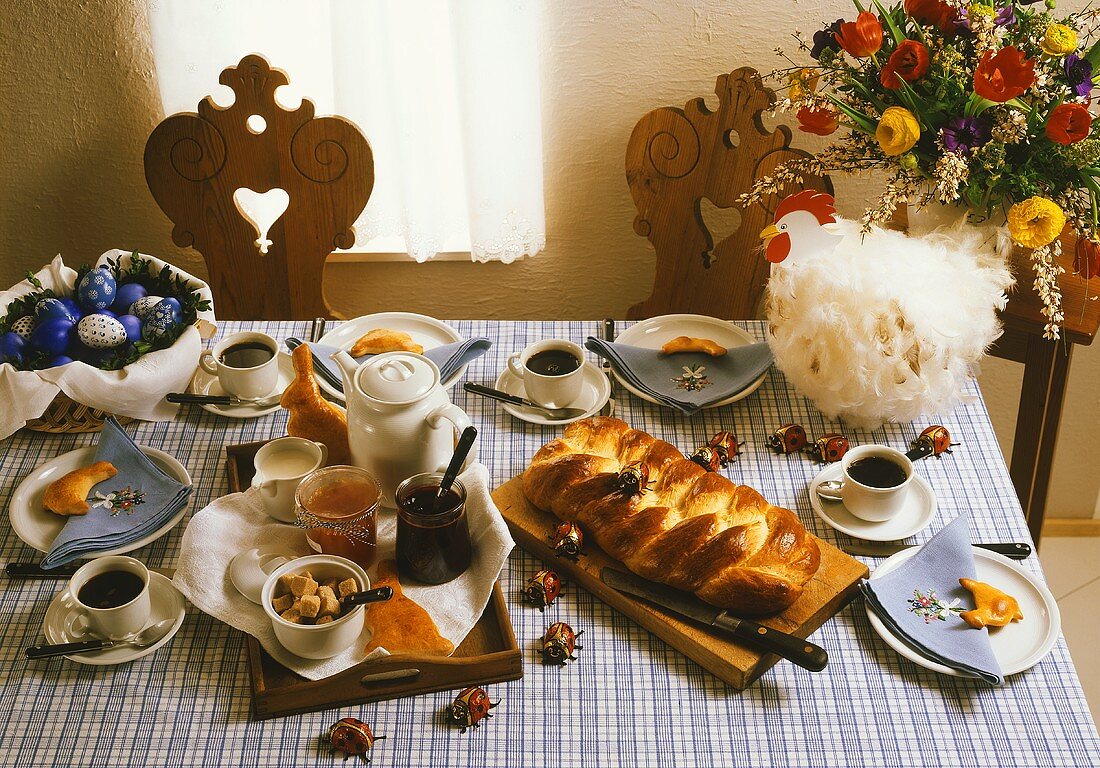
[{"x1": 395, "y1": 472, "x2": 472, "y2": 585}]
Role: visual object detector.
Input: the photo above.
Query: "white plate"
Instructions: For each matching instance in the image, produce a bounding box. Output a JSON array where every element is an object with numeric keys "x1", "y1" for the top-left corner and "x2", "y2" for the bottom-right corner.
[
  {"x1": 866, "y1": 546, "x2": 1060, "y2": 678},
  {"x1": 187, "y1": 351, "x2": 294, "y2": 418},
  {"x1": 808, "y1": 462, "x2": 936, "y2": 542},
  {"x1": 493, "y1": 362, "x2": 611, "y2": 426},
  {"x1": 613, "y1": 314, "x2": 767, "y2": 407},
  {"x1": 42, "y1": 572, "x2": 186, "y2": 665},
  {"x1": 315, "y1": 312, "x2": 464, "y2": 400},
  {"x1": 9, "y1": 446, "x2": 192, "y2": 555}
]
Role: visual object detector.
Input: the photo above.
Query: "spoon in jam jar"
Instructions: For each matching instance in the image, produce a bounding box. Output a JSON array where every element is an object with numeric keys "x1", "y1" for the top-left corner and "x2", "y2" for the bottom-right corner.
[{"x1": 436, "y1": 426, "x2": 478, "y2": 513}]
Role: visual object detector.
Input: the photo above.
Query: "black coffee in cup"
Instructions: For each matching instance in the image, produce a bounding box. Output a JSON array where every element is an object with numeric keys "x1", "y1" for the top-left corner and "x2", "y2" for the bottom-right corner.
[
  {"x1": 78, "y1": 570, "x2": 145, "y2": 609},
  {"x1": 220, "y1": 341, "x2": 275, "y2": 369},
  {"x1": 526, "y1": 349, "x2": 581, "y2": 376},
  {"x1": 848, "y1": 456, "x2": 908, "y2": 488}
]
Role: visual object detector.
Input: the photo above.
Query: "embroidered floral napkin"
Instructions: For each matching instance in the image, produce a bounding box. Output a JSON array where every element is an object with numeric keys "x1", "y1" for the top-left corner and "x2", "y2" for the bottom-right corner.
[
  {"x1": 584, "y1": 337, "x2": 773, "y2": 414},
  {"x1": 42, "y1": 418, "x2": 192, "y2": 569},
  {"x1": 860, "y1": 513, "x2": 1004, "y2": 685},
  {"x1": 296, "y1": 338, "x2": 492, "y2": 393}
]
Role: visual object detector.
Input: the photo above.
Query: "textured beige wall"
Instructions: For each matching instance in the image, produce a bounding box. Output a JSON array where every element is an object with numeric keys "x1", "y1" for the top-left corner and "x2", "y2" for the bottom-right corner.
[{"x1": 1, "y1": 0, "x2": 1097, "y2": 516}]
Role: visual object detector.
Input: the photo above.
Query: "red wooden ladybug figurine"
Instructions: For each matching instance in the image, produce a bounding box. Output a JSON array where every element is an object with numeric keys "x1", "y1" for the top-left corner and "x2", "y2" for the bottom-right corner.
[
  {"x1": 550, "y1": 521, "x2": 584, "y2": 560},
  {"x1": 768, "y1": 423, "x2": 808, "y2": 454},
  {"x1": 689, "y1": 430, "x2": 744, "y2": 471},
  {"x1": 327, "y1": 718, "x2": 385, "y2": 763},
  {"x1": 617, "y1": 462, "x2": 651, "y2": 495},
  {"x1": 808, "y1": 433, "x2": 850, "y2": 463},
  {"x1": 540, "y1": 621, "x2": 583, "y2": 664},
  {"x1": 449, "y1": 686, "x2": 500, "y2": 733},
  {"x1": 912, "y1": 425, "x2": 957, "y2": 458},
  {"x1": 524, "y1": 568, "x2": 562, "y2": 611}
]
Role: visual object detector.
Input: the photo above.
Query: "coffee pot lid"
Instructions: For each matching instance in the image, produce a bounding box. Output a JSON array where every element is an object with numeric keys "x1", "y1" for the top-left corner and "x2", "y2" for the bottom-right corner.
[{"x1": 356, "y1": 352, "x2": 439, "y2": 403}]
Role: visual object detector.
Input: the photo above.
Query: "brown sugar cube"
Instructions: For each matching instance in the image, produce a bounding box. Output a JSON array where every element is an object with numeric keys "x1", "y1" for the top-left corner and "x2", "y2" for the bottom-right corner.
[
  {"x1": 271, "y1": 594, "x2": 294, "y2": 614},
  {"x1": 316, "y1": 586, "x2": 340, "y2": 618},
  {"x1": 279, "y1": 607, "x2": 303, "y2": 624},
  {"x1": 315, "y1": 615, "x2": 334, "y2": 625},
  {"x1": 298, "y1": 594, "x2": 321, "y2": 618},
  {"x1": 289, "y1": 574, "x2": 318, "y2": 598},
  {"x1": 323, "y1": 578, "x2": 339, "y2": 591},
  {"x1": 276, "y1": 575, "x2": 296, "y2": 597},
  {"x1": 299, "y1": 571, "x2": 313, "y2": 581},
  {"x1": 337, "y1": 578, "x2": 358, "y2": 598}
]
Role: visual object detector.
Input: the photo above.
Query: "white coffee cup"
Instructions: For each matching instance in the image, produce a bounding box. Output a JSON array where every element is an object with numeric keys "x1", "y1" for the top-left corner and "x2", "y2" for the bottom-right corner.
[
  {"x1": 833, "y1": 445, "x2": 915, "y2": 522},
  {"x1": 69, "y1": 556, "x2": 152, "y2": 640},
  {"x1": 199, "y1": 331, "x2": 280, "y2": 399},
  {"x1": 252, "y1": 437, "x2": 329, "y2": 522},
  {"x1": 507, "y1": 339, "x2": 586, "y2": 409}
]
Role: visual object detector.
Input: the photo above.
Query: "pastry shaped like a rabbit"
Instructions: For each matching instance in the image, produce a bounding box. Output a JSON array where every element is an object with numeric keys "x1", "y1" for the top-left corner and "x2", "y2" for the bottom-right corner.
[
  {"x1": 42, "y1": 461, "x2": 118, "y2": 516},
  {"x1": 959, "y1": 578, "x2": 1024, "y2": 629},
  {"x1": 281, "y1": 344, "x2": 351, "y2": 465},
  {"x1": 660, "y1": 336, "x2": 727, "y2": 357}
]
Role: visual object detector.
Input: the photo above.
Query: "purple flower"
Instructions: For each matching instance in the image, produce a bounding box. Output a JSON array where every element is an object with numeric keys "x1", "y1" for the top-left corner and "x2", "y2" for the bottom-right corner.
[
  {"x1": 1066, "y1": 54, "x2": 1094, "y2": 98},
  {"x1": 942, "y1": 116, "x2": 992, "y2": 154},
  {"x1": 956, "y1": 4, "x2": 1015, "y2": 30},
  {"x1": 811, "y1": 19, "x2": 844, "y2": 60}
]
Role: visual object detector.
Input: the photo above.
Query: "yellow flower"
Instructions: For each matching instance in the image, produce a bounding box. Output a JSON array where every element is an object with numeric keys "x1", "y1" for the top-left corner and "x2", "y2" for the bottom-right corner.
[
  {"x1": 876, "y1": 107, "x2": 921, "y2": 156},
  {"x1": 1041, "y1": 24, "x2": 1078, "y2": 56},
  {"x1": 1008, "y1": 197, "x2": 1066, "y2": 248},
  {"x1": 787, "y1": 68, "x2": 820, "y2": 102}
]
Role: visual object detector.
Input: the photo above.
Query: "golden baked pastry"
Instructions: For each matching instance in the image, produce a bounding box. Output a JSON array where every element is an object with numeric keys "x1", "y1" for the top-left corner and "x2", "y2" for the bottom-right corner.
[
  {"x1": 281, "y1": 344, "x2": 352, "y2": 465},
  {"x1": 348, "y1": 328, "x2": 423, "y2": 357},
  {"x1": 522, "y1": 417, "x2": 820, "y2": 616},
  {"x1": 959, "y1": 578, "x2": 1024, "y2": 629},
  {"x1": 42, "y1": 460, "x2": 118, "y2": 516},
  {"x1": 660, "y1": 336, "x2": 727, "y2": 356},
  {"x1": 363, "y1": 560, "x2": 454, "y2": 656}
]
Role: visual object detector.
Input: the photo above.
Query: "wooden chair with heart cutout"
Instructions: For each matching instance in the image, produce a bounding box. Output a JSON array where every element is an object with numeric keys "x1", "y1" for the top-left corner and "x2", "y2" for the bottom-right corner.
[
  {"x1": 625, "y1": 68, "x2": 832, "y2": 320},
  {"x1": 144, "y1": 54, "x2": 374, "y2": 319}
]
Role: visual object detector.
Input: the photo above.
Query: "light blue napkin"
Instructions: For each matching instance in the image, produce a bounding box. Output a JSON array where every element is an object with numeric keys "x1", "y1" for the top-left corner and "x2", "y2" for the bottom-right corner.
[
  {"x1": 860, "y1": 513, "x2": 1004, "y2": 685},
  {"x1": 584, "y1": 337, "x2": 773, "y2": 414},
  {"x1": 300, "y1": 337, "x2": 491, "y2": 393},
  {"x1": 42, "y1": 418, "x2": 192, "y2": 569}
]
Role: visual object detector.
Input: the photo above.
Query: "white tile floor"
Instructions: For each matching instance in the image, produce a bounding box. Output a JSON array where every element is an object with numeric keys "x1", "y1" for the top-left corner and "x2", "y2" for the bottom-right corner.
[{"x1": 1040, "y1": 537, "x2": 1100, "y2": 728}]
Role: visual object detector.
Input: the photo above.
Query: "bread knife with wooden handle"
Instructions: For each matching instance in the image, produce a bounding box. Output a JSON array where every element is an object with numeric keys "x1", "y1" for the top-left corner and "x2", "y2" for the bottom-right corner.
[{"x1": 600, "y1": 567, "x2": 828, "y2": 672}]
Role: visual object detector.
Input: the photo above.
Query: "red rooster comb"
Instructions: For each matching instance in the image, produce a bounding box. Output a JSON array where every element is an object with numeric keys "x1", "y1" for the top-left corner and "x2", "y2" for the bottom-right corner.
[{"x1": 773, "y1": 190, "x2": 837, "y2": 225}]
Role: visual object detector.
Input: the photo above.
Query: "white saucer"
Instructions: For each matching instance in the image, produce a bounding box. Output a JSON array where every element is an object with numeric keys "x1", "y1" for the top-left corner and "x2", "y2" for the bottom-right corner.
[
  {"x1": 808, "y1": 462, "x2": 936, "y2": 542},
  {"x1": 493, "y1": 362, "x2": 611, "y2": 425},
  {"x1": 866, "y1": 546, "x2": 1060, "y2": 678},
  {"x1": 42, "y1": 572, "x2": 186, "y2": 665},
  {"x1": 315, "y1": 312, "x2": 464, "y2": 400},
  {"x1": 9, "y1": 446, "x2": 192, "y2": 555},
  {"x1": 187, "y1": 351, "x2": 294, "y2": 418},
  {"x1": 613, "y1": 314, "x2": 767, "y2": 408}
]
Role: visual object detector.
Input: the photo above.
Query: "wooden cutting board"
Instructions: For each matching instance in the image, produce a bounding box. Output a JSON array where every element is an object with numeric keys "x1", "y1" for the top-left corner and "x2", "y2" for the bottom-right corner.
[{"x1": 492, "y1": 475, "x2": 868, "y2": 689}]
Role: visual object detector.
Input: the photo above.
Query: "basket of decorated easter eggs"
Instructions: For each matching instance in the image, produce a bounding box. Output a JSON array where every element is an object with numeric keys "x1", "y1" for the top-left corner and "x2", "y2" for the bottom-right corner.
[{"x1": 0, "y1": 250, "x2": 215, "y2": 437}]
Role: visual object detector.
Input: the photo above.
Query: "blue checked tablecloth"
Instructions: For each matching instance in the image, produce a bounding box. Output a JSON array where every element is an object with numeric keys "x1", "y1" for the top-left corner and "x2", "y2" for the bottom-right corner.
[{"x1": 0, "y1": 320, "x2": 1097, "y2": 768}]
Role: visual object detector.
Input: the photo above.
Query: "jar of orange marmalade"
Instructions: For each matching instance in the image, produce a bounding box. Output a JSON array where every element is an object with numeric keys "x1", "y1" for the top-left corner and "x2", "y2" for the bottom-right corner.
[{"x1": 294, "y1": 466, "x2": 381, "y2": 569}]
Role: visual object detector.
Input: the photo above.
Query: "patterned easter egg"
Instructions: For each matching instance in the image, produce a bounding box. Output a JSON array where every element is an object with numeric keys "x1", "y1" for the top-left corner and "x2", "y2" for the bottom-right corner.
[
  {"x1": 117, "y1": 314, "x2": 142, "y2": 342},
  {"x1": 129, "y1": 295, "x2": 164, "y2": 321},
  {"x1": 76, "y1": 267, "x2": 117, "y2": 311},
  {"x1": 0, "y1": 331, "x2": 26, "y2": 363},
  {"x1": 141, "y1": 300, "x2": 180, "y2": 341},
  {"x1": 10, "y1": 315, "x2": 35, "y2": 340},
  {"x1": 113, "y1": 282, "x2": 147, "y2": 313},
  {"x1": 30, "y1": 318, "x2": 75, "y2": 357},
  {"x1": 77, "y1": 314, "x2": 128, "y2": 349},
  {"x1": 94, "y1": 308, "x2": 117, "y2": 319},
  {"x1": 35, "y1": 298, "x2": 78, "y2": 323}
]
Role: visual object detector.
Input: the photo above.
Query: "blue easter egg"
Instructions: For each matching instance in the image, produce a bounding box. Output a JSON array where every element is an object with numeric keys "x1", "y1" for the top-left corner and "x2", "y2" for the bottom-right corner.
[
  {"x1": 113, "y1": 282, "x2": 147, "y2": 313},
  {"x1": 77, "y1": 314, "x2": 128, "y2": 349},
  {"x1": 129, "y1": 295, "x2": 163, "y2": 321},
  {"x1": 94, "y1": 308, "x2": 117, "y2": 319},
  {"x1": 0, "y1": 331, "x2": 26, "y2": 363},
  {"x1": 141, "y1": 299, "x2": 182, "y2": 341},
  {"x1": 10, "y1": 315, "x2": 35, "y2": 340},
  {"x1": 35, "y1": 298, "x2": 77, "y2": 323},
  {"x1": 46, "y1": 355, "x2": 74, "y2": 368},
  {"x1": 60, "y1": 297, "x2": 82, "y2": 320},
  {"x1": 117, "y1": 314, "x2": 142, "y2": 342},
  {"x1": 30, "y1": 318, "x2": 75, "y2": 357},
  {"x1": 76, "y1": 267, "x2": 117, "y2": 311}
]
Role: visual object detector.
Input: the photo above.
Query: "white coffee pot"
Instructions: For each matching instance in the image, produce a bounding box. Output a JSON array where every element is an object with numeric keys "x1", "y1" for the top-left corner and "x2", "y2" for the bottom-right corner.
[{"x1": 332, "y1": 350, "x2": 474, "y2": 507}]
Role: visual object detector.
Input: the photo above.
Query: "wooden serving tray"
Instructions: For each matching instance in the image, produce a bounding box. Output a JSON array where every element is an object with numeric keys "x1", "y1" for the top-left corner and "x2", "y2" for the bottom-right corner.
[
  {"x1": 225, "y1": 441, "x2": 524, "y2": 720},
  {"x1": 493, "y1": 475, "x2": 868, "y2": 689}
]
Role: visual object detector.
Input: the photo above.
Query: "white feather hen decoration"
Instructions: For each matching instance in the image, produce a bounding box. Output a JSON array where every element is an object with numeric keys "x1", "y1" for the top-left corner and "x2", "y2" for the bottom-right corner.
[{"x1": 760, "y1": 191, "x2": 1014, "y2": 429}]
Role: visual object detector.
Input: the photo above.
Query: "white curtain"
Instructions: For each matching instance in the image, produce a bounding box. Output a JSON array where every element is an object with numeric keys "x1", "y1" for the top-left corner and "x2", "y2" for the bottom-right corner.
[{"x1": 147, "y1": 0, "x2": 545, "y2": 263}]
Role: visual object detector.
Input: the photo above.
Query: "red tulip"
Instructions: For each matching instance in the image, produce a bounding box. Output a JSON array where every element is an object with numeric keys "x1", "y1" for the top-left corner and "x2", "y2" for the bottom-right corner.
[
  {"x1": 797, "y1": 106, "x2": 839, "y2": 136},
  {"x1": 905, "y1": 0, "x2": 958, "y2": 34},
  {"x1": 1075, "y1": 238, "x2": 1100, "y2": 279},
  {"x1": 880, "y1": 40, "x2": 931, "y2": 89},
  {"x1": 1046, "y1": 103, "x2": 1092, "y2": 145},
  {"x1": 835, "y1": 12, "x2": 884, "y2": 58},
  {"x1": 974, "y1": 47, "x2": 1036, "y2": 103}
]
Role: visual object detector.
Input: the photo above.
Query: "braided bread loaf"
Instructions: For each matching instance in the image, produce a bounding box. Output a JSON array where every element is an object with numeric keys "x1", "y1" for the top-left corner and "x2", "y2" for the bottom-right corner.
[{"x1": 522, "y1": 417, "x2": 820, "y2": 616}]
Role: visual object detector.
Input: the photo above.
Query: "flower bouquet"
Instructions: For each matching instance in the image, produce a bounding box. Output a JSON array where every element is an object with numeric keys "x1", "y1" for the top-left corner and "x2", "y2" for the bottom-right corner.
[{"x1": 745, "y1": 0, "x2": 1100, "y2": 339}]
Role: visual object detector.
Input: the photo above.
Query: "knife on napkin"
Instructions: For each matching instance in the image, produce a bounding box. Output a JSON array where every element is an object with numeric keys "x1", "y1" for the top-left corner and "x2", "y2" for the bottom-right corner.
[
  {"x1": 600, "y1": 568, "x2": 828, "y2": 672},
  {"x1": 843, "y1": 541, "x2": 1032, "y2": 560}
]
